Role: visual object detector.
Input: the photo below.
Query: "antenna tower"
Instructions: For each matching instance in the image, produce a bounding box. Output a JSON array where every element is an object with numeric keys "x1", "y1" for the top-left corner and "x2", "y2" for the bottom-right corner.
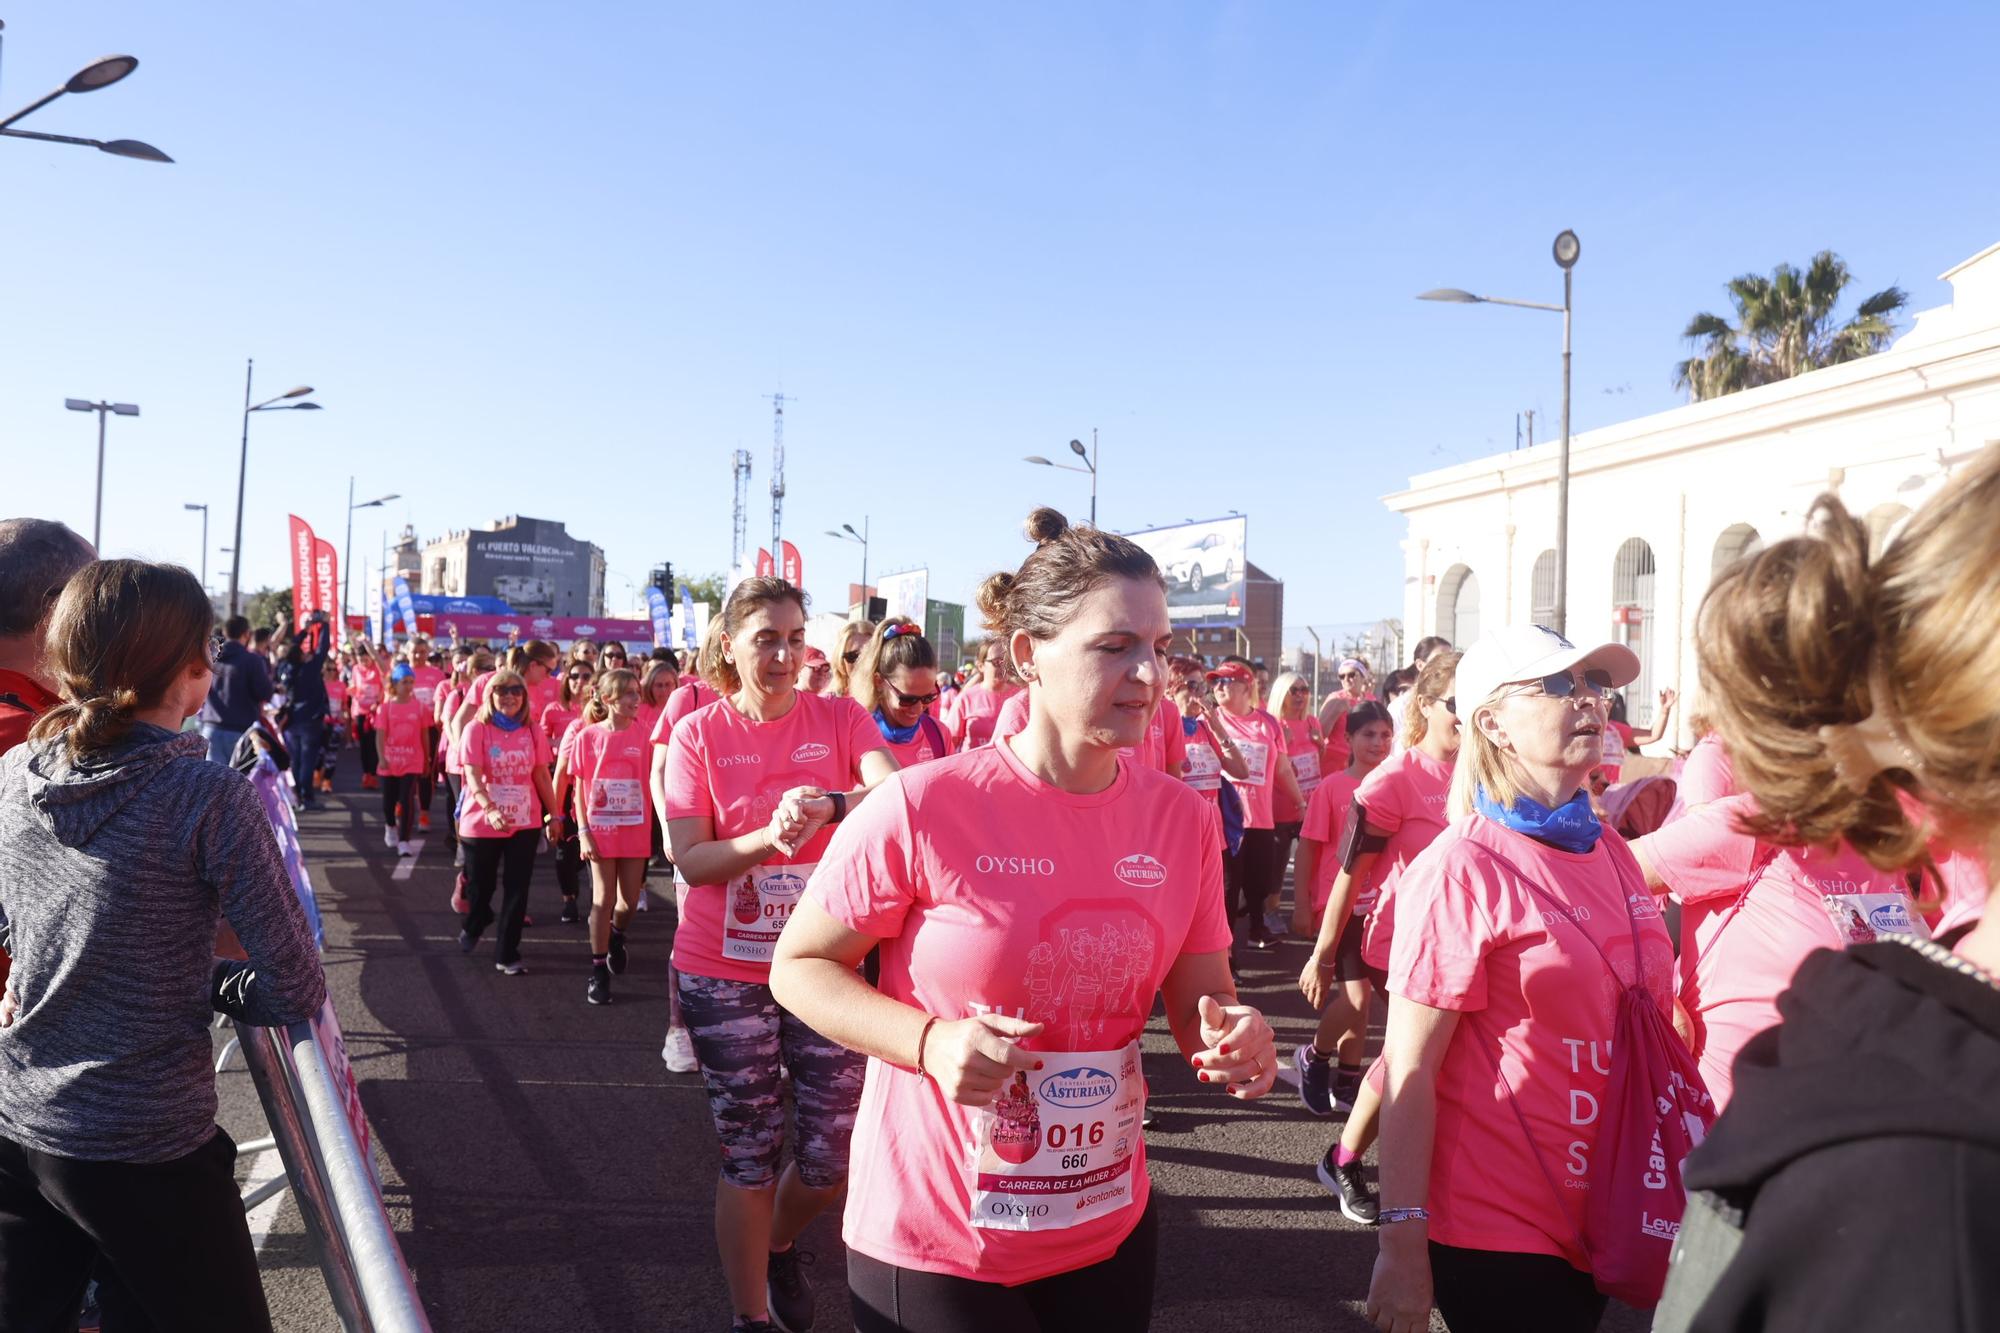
[
  {"x1": 765, "y1": 391, "x2": 793, "y2": 569},
  {"x1": 730, "y1": 447, "x2": 753, "y2": 567}
]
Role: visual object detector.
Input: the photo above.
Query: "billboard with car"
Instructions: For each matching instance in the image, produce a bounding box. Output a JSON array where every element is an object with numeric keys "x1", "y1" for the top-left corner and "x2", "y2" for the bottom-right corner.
[{"x1": 1125, "y1": 516, "x2": 1247, "y2": 625}]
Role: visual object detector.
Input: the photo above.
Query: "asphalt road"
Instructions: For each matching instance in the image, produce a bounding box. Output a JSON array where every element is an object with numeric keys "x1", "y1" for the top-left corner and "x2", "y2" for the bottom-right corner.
[{"x1": 217, "y1": 780, "x2": 1650, "y2": 1333}]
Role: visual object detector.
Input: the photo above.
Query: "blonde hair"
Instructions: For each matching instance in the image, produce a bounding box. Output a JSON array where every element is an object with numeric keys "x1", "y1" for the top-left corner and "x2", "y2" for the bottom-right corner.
[
  {"x1": 1403, "y1": 650, "x2": 1462, "y2": 749},
  {"x1": 640, "y1": 657, "x2": 677, "y2": 705},
  {"x1": 583, "y1": 667, "x2": 638, "y2": 725},
  {"x1": 474, "y1": 668, "x2": 530, "y2": 727},
  {"x1": 1267, "y1": 670, "x2": 1310, "y2": 721},
  {"x1": 830, "y1": 619, "x2": 875, "y2": 698},
  {"x1": 707, "y1": 577, "x2": 808, "y2": 695}
]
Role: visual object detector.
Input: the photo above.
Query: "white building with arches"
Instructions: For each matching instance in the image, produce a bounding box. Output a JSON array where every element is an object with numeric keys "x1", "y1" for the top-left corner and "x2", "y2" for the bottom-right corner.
[{"x1": 1386, "y1": 238, "x2": 2000, "y2": 744}]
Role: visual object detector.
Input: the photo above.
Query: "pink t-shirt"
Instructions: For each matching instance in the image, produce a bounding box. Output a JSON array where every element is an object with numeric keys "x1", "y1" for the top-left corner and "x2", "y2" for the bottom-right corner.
[
  {"x1": 1320, "y1": 690, "x2": 1372, "y2": 773},
  {"x1": 1178, "y1": 717, "x2": 1224, "y2": 805},
  {"x1": 1636, "y1": 793, "x2": 1926, "y2": 1110},
  {"x1": 1212, "y1": 708, "x2": 1285, "y2": 830},
  {"x1": 947, "y1": 682, "x2": 1021, "y2": 752},
  {"x1": 1356, "y1": 745, "x2": 1455, "y2": 969},
  {"x1": 811, "y1": 740, "x2": 1232, "y2": 1285},
  {"x1": 373, "y1": 699, "x2": 431, "y2": 778},
  {"x1": 1118, "y1": 696, "x2": 1186, "y2": 775},
  {"x1": 991, "y1": 689, "x2": 1030, "y2": 744},
  {"x1": 1273, "y1": 716, "x2": 1324, "y2": 823},
  {"x1": 633, "y1": 699, "x2": 663, "y2": 749},
  {"x1": 873, "y1": 714, "x2": 951, "y2": 769},
  {"x1": 350, "y1": 661, "x2": 383, "y2": 713},
  {"x1": 663, "y1": 690, "x2": 885, "y2": 984},
  {"x1": 410, "y1": 664, "x2": 448, "y2": 710},
  {"x1": 567, "y1": 719, "x2": 656, "y2": 859},
  {"x1": 1299, "y1": 769, "x2": 1364, "y2": 913},
  {"x1": 1677, "y1": 732, "x2": 1736, "y2": 807},
  {"x1": 325, "y1": 679, "x2": 348, "y2": 718},
  {"x1": 457, "y1": 719, "x2": 553, "y2": 839},
  {"x1": 439, "y1": 686, "x2": 467, "y2": 774},
  {"x1": 651, "y1": 679, "x2": 721, "y2": 749},
  {"x1": 1389, "y1": 816, "x2": 1677, "y2": 1267},
  {"x1": 540, "y1": 699, "x2": 583, "y2": 751}
]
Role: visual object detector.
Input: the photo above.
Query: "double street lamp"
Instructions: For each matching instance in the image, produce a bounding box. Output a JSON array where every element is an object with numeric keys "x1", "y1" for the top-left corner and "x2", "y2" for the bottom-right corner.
[
  {"x1": 1023, "y1": 429, "x2": 1099, "y2": 525},
  {"x1": 63, "y1": 398, "x2": 139, "y2": 549},
  {"x1": 825, "y1": 518, "x2": 870, "y2": 598},
  {"x1": 0, "y1": 25, "x2": 172, "y2": 163},
  {"x1": 345, "y1": 480, "x2": 400, "y2": 623},
  {"x1": 1420, "y1": 229, "x2": 1581, "y2": 635},
  {"x1": 227, "y1": 361, "x2": 323, "y2": 616}
]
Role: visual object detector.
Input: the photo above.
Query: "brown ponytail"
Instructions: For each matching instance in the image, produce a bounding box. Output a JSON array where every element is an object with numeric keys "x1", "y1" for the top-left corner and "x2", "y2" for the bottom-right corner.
[
  {"x1": 852, "y1": 617, "x2": 937, "y2": 713},
  {"x1": 29, "y1": 560, "x2": 213, "y2": 760},
  {"x1": 977, "y1": 508, "x2": 1165, "y2": 644}
]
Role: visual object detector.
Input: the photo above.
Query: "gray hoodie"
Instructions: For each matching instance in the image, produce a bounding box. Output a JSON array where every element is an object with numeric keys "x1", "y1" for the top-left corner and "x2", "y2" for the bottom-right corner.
[{"x1": 0, "y1": 724, "x2": 326, "y2": 1163}]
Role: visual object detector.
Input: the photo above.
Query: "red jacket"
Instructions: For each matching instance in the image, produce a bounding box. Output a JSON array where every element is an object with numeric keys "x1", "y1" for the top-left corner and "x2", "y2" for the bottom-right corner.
[{"x1": 0, "y1": 669, "x2": 57, "y2": 988}]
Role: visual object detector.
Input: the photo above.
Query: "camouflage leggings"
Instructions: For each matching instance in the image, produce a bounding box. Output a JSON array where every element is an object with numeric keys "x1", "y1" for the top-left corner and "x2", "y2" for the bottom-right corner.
[{"x1": 675, "y1": 971, "x2": 868, "y2": 1190}]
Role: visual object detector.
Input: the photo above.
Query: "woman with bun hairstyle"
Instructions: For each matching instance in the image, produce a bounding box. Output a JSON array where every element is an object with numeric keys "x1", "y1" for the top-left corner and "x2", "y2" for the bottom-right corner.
[
  {"x1": 555, "y1": 667, "x2": 655, "y2": 1005},
  {"x1": 1367, "y1": 627, "x2": 1689, "y2": 1333},
  {"x1": 1654, "y1": 447, "x2": 2000, "y2": 1333},
  {"x1": 0, "y1": 561, "x2": 325, "y2": 1331},
  {"x1": 661, "y1": 577, "x2": 897, "y2": 1333},
  {"x1": 852, "y1": 618, "x2": 952, "y2": 768},
  {"x1": 772, "y1": 508, "x2": 1276, "y2": 1333}
]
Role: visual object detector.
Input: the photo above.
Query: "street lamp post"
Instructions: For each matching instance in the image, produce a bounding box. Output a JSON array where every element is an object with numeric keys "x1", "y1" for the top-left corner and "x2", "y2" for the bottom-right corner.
[
  {"x1": 183, "y1": 502, "x2": 209, "y2": 592},
  {"x1": 1022, "y1": 428, "x2": 1099, "y2": 525},
  {"x1": 825, "y1": 518, "x2": 870, "y2": 600},
  {"x1": 344, "y1": 478, "x2": 400, "y2": 623},
  {"x1": 63, "y1": 398, "x2": 139, "y2": 549},
  {"x1": 1418, "y1": 229, "x2": 1580, "y2": 635},
  {"x1": 227, "y1": 359, "x2": 322, "y2": 616},
  {"x1": 0, "y1": 24, "x2": 172, "y2": 163}
]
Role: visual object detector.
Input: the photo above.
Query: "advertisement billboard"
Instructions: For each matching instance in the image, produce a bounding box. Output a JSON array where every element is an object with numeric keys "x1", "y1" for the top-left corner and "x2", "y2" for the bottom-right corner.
[
  {"x1": 879, "y1": 568, "x2": 929, "y2": 628},
  {"x1": 1125, "y1": 516, "x2": 1247, "y2": 625}
]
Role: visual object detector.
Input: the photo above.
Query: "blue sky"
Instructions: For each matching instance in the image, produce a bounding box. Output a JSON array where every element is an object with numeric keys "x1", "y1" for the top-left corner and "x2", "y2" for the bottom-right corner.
[{"x1": 6, "y1": 2, "x2": 1996, "y2": 641}]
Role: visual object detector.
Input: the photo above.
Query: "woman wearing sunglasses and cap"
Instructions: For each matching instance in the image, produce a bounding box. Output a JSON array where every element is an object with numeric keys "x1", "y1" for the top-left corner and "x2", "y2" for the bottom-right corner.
[
  {"x1": 1367, "y1": 627, "x2": 1695, "y2": 1333},
  {"x1": 852, "y1": 619, "x2": 952, "y2": 768},
  {"x1": 1208, "y1": 659, "x2": 1303, "y2": 951}
]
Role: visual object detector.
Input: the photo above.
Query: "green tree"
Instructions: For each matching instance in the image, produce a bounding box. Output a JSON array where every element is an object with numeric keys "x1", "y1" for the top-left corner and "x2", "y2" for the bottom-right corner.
[
  {"x1": 242, "y1": 586, "x2": 293, "y2": 630},
  {"x1": 1674, "y1": 252, "x2": 1907, "y2": 401},
  {"x1": 681, "y1": 572, "x2": 728, "y2": 608}
]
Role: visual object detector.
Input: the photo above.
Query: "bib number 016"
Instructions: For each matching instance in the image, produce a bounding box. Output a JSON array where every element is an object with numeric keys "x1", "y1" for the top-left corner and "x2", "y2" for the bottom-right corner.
[{"x1": 1045, "y1": 1120, "x2": 1105, "y2": 1151}]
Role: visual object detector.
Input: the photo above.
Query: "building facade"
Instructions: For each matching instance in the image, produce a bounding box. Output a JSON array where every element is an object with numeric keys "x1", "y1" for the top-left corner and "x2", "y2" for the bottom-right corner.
[
  {"x1": 1386, "y1": 239, "x2": 2000, "y2": 742},
  {"x1": 1184, "y1": 560, "x2": 1284, "y2": 668},
  {"x1": 421, "y1": 515, "x2": 607, "y2": 617}
]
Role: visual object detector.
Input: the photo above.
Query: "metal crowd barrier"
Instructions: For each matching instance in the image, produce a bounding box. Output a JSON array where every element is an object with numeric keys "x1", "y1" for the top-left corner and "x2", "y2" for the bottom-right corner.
[{"x1": 230, "y1": 1017, "x2": 432, "y2": 1333}]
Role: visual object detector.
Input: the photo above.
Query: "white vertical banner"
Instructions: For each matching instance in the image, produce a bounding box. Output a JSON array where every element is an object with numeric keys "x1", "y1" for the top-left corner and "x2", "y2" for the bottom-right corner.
[
  {"x1": 669, "y1": 599, "x2": 711, "y2": 651},
  {"x1": 879, "y1": 568, "x2": 928, "y2": 627}
]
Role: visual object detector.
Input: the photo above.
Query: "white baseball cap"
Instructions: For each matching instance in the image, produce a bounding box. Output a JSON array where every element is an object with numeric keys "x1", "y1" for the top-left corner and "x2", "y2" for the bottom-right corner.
[{"x1": 1453, "y1": 625, "x2": 1640, "y2": 720}]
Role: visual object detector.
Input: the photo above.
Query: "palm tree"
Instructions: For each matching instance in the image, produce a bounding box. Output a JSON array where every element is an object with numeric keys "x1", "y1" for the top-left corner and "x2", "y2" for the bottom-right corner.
[{"x1": 1674, "y1": 252, "x2": 1907, "y2": 401}]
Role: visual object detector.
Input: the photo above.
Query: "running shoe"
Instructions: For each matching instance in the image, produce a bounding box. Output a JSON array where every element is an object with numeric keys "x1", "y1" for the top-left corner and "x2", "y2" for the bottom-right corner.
[
  {"x1": 419, "y1": 811, "x2": 431, "y2": 831},
  {"x1": 586, "y1": 963, "x2": 612, "y2": 1006},
  {"x1": 1316, "y1": 1146, "x2": 1380, "y2": 1224},
  {"x1": 450, "y1": 873, "x2": 470, "y2": 916},
  {"x1": 383, "y1": 825, "x2": 398, "y2": 849},
  {"x1": 1247, "y1": 922, "x2": 1276, "y2": 951},
  {"x1": 1295, "y1": 1043, "x2": 1335, "y2": 1116},
  {"x1": 1264, "y1": 909, "x2": 1289, "y2": 938},
  {"x1": 661, "y1": 1024, "x2": 698, "y2": 1073},
  {"x1": 361, "y1": 773, "x2": 378, "y2": 790},
  {"x1": 608, "y1": 929, "x2": 628, "y2": 975},
  {"x1": 1332, "y1": 1066, "x2": 1363, "y2": 1113},
  {"x1": 458, "y1": 928, "x2": 477, "y2": 954},
  {"x1": 559, "y1": 897, "x2": 580, "y2": 925},
  {"x1": 731, "y1": 1321, "x2": 779, "y2": 1333},
  {"x1": 397, "y1": 841, "x2": 414, "y2": 858},
  {"x1": 765, "y1": 1245, "x2": 815, "y2": 1332},
  {"x1": 495, "y1": 960, "x2": 527, "y2": 976}
]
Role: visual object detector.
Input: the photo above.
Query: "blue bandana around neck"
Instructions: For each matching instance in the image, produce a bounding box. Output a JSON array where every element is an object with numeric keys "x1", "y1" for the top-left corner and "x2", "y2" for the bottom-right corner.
[
  {"x1": 873, "y1": 710, "x2": 920, "y2": 746},
  {"x1": 490, "y1": 711, "x2": 525, "y2": 733},
  {"x1": 1474, "y1": 785, "x2": 1603, "y2": 854},
  {"x1": 1182, "y1": 715, "x2": 1200, "y2": 738}
]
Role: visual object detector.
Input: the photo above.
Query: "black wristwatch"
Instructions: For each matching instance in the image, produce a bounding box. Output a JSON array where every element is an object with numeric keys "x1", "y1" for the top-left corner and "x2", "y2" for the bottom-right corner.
[{"x1": 828, "y1": 791, "x2": 848, "y2": 824}]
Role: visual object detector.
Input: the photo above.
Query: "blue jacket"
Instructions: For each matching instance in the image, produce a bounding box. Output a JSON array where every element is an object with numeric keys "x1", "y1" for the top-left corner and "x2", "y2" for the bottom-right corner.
[{"x1": 200, "y1": 640, "x2": 274, "y2": 730}]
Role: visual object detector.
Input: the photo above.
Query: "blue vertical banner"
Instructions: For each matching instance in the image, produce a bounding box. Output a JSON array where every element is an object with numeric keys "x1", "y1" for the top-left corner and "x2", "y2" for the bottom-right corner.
[
  {"x1": 392, "y1": 577, "x2": 419, "y2": 641},
  {"x1": 679, "y1": 585, "x2": 698, "y2": 650},
  {"x1": 645, "y1": 585, "x2": 672, "y2": 648}
]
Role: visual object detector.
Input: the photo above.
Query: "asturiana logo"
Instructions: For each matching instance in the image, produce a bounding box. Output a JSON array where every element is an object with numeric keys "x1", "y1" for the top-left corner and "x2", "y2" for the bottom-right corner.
[
  {"x1": 1868, "y1": 901, "x2": 1913, "y2": 932},
  {"x1": 1113, "y1": 854, "x2": 1167, "y2": 889},
  {"x1": 792, "y1": 741, "x2": 831, "y2": 764},
  {"x1": 1038, "y1": 1066, "x2": 1118, "y2": 1108}
]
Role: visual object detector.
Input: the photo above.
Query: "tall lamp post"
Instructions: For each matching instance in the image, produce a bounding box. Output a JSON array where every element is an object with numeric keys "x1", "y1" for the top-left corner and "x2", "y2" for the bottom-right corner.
[
  {"x1": 0, "y1": 26, "x2": 172, "y2": 163},
  {"x1": 345, "y1": 479, "x2": 399, "y2": 623},
  {"x1": 63, "y1": 398, "x2": 139, "y2": 549},
  {"x1": 183, "y1": 502, "x2": 209, "y2": 593},
  {"x1": 1022, "y1": 429, "x2": 1099, "y2": 525},
  {"x1": 825, "y1": 519, "x2": 870, "y2": 602},
  {"x1": 1418, "y1": 230, "x2": 1580, "y2": 635},
  {"x1": 227, "y1": 361, "x2": 322, "y2": 616}
]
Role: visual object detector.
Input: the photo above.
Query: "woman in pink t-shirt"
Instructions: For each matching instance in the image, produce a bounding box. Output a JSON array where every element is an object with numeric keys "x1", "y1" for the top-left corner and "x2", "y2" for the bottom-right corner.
[
  {"x1": 772, "y1": 507, "x2": 1276, "y2": 1332},
  {"x1": 851, "y1": 618, "x2": 952, "y2": 769},
  {"x1": 661, "y1": 577, "x2": 897, "y2": 1332},
  {"x1": 348, "y1": 651, "x2": 385, "y2": 790},
  {"x1": 1168, "y1": 673, "x2": 1249, "y2": 839},
  {"x1": 1317, "y1": 657, "x2": 1375, "y2": 774},
  {"x1": 1268, "y1": 670, "x2": 1324, "y2": 932},
  {"x1": 455, "y1": 668, "x2": 558, "y2": 975},
  {"x1": 943, "y1": 637, "x2": 1021, "y2": 751},
  {"x1": 555, "y1": 668, "x2": 657, "y2": 1002},
  {"x1": 1210, "y1": 660, "x2": 1303, "y2": 951},
  {"x1": 1369, "y1": 626, "x2": 1686, "y2": 1333},
  {"x1": 373, "y1": 666, "x2": 432, "y2": 855},
  {"x1": 540, "y1": 656, "x2": 596, "y2": 924}
]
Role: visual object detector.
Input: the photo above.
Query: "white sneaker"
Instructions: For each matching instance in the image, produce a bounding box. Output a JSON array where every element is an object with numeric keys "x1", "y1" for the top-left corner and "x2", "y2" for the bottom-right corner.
[
  {"x1": 397, "y1": 841, "x2": 415, "y2": 857},
  {"x1": 660, "y1": 1024, "x2": 698, "y2": 1073},
  {"x1": 383, "y1": 825, "x2": 398, "y2": 848}
]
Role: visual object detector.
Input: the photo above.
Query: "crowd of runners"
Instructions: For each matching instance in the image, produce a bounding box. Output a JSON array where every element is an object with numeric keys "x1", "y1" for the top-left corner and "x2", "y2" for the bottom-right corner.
[{"x1": 0, "y1": 444, "x2": 1997, "y2": 1332}]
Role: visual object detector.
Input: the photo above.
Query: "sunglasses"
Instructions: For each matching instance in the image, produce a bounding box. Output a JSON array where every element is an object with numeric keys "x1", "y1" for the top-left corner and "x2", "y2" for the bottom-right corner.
[
  {"x1": 1339, "y1": 672, "x2": 1362, "y2": 681},
  {"x1": 1288, "y1": 685, "x2": 1309, "y2": 696},
  {"x1": 567, "y1": 668, "x2": 593, "y2": 679},
  {"x1": 842, "y1": 650, "x2": 862, "y2": 665},
  {"x1": 889, "y1": 687, "x2": 940, "y2": 708},
  {"x1": 493, "y1": 685, "x2": 527, "y2": 697},
  {"x1": 1522, "y1": 667, "x2": 1614, "y2": 700}
]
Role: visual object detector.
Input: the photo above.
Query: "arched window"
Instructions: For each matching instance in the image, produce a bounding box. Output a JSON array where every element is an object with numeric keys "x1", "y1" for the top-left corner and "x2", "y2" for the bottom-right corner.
[
  {"x1": 1611, "y1": 538, "x2": 1657, "y2": 727},
  {"x1": 1710, "y1": 523, "x2": 1762, "y2": 583},
  {"x1": 1865, "y1": 503, "x2": 1912, "y2": 561},
  {"x1": 1529, "y1": 550, "x2": 1558, "y2": 629},
  {"x1": 1437, "y1": 564, "x2": 1480, "y2": 648}
]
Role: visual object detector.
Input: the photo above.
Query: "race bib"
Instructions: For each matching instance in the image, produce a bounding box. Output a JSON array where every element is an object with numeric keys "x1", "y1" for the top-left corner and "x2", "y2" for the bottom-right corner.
[
  {"x1": 969, "y1": 1042, "x2": 1143, "y2": 1232},
  {"x1": 1601, "y1": 727, "x2": 1627, "y2": 768},
  {"x1": 591, "y1": 777, "x2": 645, "y2": 828},
  {"x1": 490, "y1": 782, "x2": 533, "y2": 830},
  {"x1": 414, "y1": 684, "x2": 436, "y2": 706},
  {"x1": 1235, "y1": 740, "x2": 1270, "y2": 787},
  {"x1": 1182, "y1": 742, "x2": 1222, "y2": 793},
  {"x1": 1821, "y1": 892, "x2": 1930, "y2": 945},
  {"x1": 1291, "y1": 749, "x2": 1322, "y2": 794},
  {"x1": 722, "y1": 861, "x2": 815, "y2": 963}
]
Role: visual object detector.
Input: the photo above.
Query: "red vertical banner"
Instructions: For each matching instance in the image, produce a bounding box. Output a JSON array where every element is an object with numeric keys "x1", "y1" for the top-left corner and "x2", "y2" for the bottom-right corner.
[
  {"x1": 756, "y1": 547, "x2": 775, "y2": 578},
  {"x1": 780, "y1": 541, "x2": 802, "y2": 587},
  {"x1": 288, "y1": 515, "x2": 319, "y2": 617},
  {"x1": 312, "y1": 538, "x2": 340, "y2": 636}
]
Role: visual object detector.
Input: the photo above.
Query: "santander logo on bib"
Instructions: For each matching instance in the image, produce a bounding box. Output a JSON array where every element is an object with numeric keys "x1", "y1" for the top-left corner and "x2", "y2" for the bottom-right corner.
[
  {"x1": 1113, "y1": 854, "x2": 1167, "y2": 889},
  {"x1": 791, "y1": 741, "x2": 831, "y2": 764}
]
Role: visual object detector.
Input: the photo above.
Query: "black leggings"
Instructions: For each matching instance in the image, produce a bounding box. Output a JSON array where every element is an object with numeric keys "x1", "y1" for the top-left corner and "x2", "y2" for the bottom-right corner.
[
  {"x1": 1429, "y1": 1242, "x2": 1606, "y2": 1333},
  {"x1": 1223, "y1": 826, "x2": 1279, "y2": 925},
  {"x1": 1271, "y1": 819, "x2": 1302, "y2": 906},
  {"x1": 381, "y1": 773, "x2": 419, "y2": 840},
  {"x1": 849, "y1": 1197, "x2": 1157, "y2": 1333},
  {"x1": 463, "y1": 829, "x2": 540, "y2": 966}
]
